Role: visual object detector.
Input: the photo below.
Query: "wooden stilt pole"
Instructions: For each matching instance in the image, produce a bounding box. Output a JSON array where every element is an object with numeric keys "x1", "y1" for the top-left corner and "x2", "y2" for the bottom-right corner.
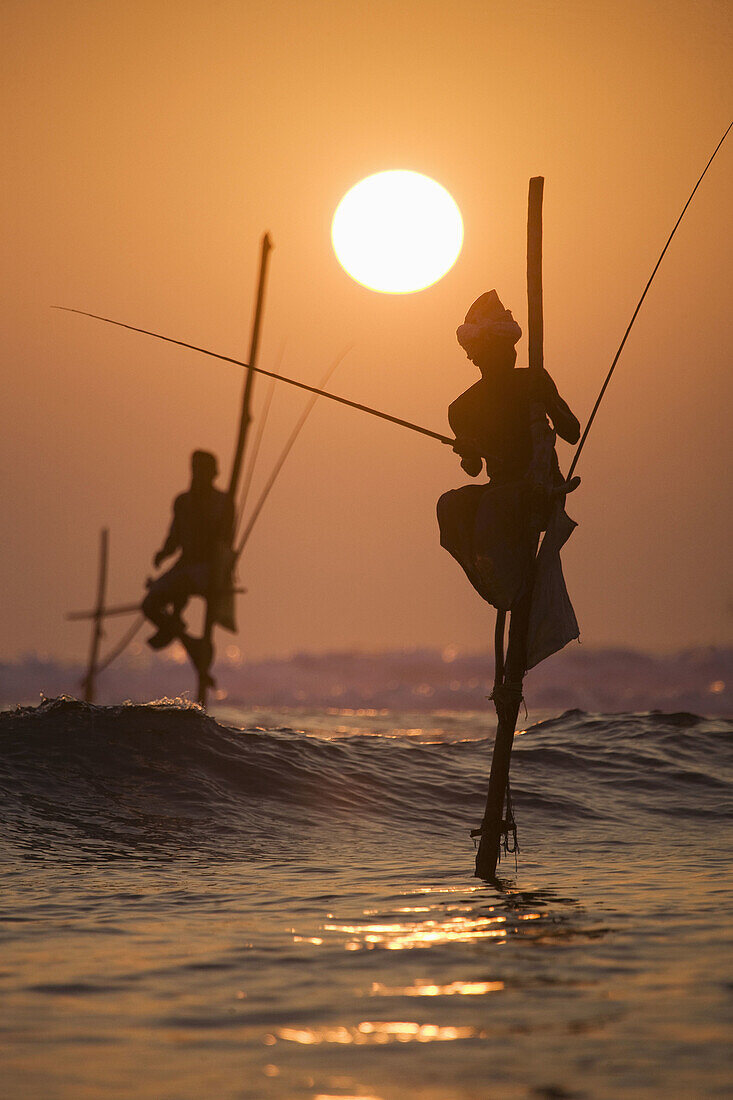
[
  {"x1": 69, "y1": 601, "x2": 140, "y2": 621},
  {"x1": 527, "y1": 177, "x2": 544, "y2": 374},
  {"x1": 81, "y1": 527, "x2": 109, "y2": 704},
  {"x1": 197, "y1": 233, "x2": 273, "y2": 707},
  {"x1": 228, "y1": 234, "x2": 274, "y2": 498},
  {"x1": 474, "y1": 681, "x2": 523, "y2": 877},
  {"x1": 67, "y1": 589, "x2": 246, "y2": 623},
  {"x1": 475, "y1": 177, "x2": 544, "y2": 879},
  {"x1": 493, "y1": 610, "x2": 506, "y2": 693}
]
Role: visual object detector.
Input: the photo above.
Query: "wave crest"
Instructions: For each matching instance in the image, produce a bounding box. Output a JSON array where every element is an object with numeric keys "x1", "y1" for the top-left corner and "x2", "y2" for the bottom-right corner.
[{"x1": 1, "y1": 698, "x2": 730, "y2": 856}]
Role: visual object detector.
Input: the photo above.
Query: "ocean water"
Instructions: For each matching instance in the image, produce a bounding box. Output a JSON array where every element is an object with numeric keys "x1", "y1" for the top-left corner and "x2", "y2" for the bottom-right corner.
[{"x1": 1, "y1": 698, "x2": 731, "y2": 1100}]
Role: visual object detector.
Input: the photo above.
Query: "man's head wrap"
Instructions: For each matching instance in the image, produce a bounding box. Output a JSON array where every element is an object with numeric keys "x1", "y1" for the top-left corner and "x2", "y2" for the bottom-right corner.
[{"x1": 456, "y1": 290, "x2": 522, "y2": 354}]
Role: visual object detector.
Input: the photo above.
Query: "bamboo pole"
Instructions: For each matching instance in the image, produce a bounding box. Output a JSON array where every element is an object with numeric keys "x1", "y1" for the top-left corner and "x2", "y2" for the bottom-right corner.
[
  {"x1": 197, "y1": 233, "x2": 273, "y2": 707},
  {"x1": 81, "y1": 528, "x2": 109, "y2": 704},
  {"x1": 527, "y1": 177, "x2": 544, "y2": 373},
  {"x1": 475, "y1": 177, "x2": 544, "y2": 879},
  {"x1": 67, "y1": 590, "x2": 246, "y2": 622},
  {"x1": 68, "y1": 601, "x2": 140, "y2": 621},
  {"x1": 228, "y1": 234, "x2": 273, "y2": 497}
]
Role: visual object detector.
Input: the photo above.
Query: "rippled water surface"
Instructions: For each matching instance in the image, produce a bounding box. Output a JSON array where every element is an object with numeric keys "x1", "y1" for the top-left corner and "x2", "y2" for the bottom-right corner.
[{"x1": 1, "y1": 699, "x2": 731, "y2": 1099}]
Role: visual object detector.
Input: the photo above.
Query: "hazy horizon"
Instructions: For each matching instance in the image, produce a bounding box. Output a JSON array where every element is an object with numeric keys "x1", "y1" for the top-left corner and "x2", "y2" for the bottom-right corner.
[{"x1": 3, "y1": 642, "x2": 731, "y2": 718}]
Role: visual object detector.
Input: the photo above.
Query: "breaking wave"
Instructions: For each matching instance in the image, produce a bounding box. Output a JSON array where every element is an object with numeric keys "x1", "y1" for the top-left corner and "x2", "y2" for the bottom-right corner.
[{"x1": 0, "y1": 697, "x2": 730, "y2": 857}]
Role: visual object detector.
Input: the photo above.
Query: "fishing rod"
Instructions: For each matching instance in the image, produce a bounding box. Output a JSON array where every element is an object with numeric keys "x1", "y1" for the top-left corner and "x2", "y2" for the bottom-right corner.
[
  {"x1": 236, "y1": 348, "x2": 350, "y2": 557},
  {"x1": 58, "y1": 120, "x2": 728, "y2": 467},
  {"x1": 235, "y1": 378, "x2": 276, "y2": 535},
  {"x1": 568, "y1": 120, "x2": 732, "y2": 479},
  {"x1": 53, "y1": 306, "x2": 454, "y2": 447}
]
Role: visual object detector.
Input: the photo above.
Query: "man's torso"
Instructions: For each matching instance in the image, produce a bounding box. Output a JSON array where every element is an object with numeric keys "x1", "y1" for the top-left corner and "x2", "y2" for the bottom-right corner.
[
  {"x1": 449, "y1": 368, "x2": 537, "y2": 478},
  {"x1": 174, "y1": 488, "x2": 232, "y2": 565}
]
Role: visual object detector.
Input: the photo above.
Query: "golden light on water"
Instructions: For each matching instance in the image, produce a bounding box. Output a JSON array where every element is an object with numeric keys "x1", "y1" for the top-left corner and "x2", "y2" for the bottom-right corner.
[
  {"x1": 315, "y1": 1095, "x2": 384, "y2": 1100},
  {"x1": 275, "y1": 1021, "x2": 481, "y2": 1045},
  {"x1": 331, "y1": 170, "x2": 463, "y2": 294},
  {"x1": 371, "y1": 980, "x2": 504, "y2": 997},
  {"x1": 323, "y1": 913, "x2": 507, "y2": 950}
]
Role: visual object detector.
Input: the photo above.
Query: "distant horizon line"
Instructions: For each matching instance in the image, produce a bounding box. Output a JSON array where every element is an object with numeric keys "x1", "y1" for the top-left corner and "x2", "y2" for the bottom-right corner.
[{"x1": 3, "y1": 641, "x2": 731, "y2": 667}]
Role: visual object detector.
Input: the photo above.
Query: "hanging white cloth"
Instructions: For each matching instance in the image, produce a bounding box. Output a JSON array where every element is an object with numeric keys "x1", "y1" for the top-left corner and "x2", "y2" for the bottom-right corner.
[{"x1": 525, "y1": 502, "x2": 579, "y2": 670}]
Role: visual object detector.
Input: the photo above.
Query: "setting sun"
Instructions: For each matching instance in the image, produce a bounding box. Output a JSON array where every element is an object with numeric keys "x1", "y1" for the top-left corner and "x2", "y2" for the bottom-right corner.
[{"x1": 331, "y1": 170, "x2": 463, "y2": 294}]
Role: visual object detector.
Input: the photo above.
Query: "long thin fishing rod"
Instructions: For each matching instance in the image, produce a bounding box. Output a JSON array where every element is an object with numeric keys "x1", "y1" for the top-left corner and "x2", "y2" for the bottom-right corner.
[
  {"x1": 53, "y1": 306, "x2": 453, "y2": 447},
  {"x1": 568, "y1": 121, "x2": 732, "y2": 479},
  {"x1": 236, "y1": 348, "x2": 350, "y2": 557},
  {"x1": 235, "y1": 375, "x2": 277, "y2": 542}
]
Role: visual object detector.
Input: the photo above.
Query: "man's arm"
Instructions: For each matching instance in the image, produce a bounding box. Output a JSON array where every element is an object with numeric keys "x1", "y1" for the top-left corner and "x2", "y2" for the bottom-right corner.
[
  {"x1": 448, "y1": 391, "x2": 488, "y2": 477},
  {"x1": 541, "y1": 370, "x2": 581, "y2": 444},
  {"x1": 452, "y1": 436, "x2": 483, "y2": 477},
  {"x1": 154, "y1": 498, "x2": 182, "y2": 568}
]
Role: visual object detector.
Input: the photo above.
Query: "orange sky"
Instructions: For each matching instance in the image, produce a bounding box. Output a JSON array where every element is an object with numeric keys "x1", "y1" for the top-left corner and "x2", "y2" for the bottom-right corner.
[{"x1": 1, "y1": 0, "x2": 731, "y2": 663}]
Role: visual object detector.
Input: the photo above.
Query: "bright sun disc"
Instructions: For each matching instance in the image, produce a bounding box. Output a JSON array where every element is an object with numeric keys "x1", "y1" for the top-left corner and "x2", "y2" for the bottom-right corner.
[{"x1": 332, "y1": 170, "x2": 463, "y2": 294}]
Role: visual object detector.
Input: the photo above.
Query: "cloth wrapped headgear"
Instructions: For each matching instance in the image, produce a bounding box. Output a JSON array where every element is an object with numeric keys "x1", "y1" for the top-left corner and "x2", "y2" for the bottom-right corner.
[{"x1": 456, "y1": 290, "x2": 522, "y2": 354}]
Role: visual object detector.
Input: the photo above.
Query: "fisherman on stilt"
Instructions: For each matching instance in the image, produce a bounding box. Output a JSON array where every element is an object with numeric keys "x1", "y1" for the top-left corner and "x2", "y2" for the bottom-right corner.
[
  {"x1": 143, "y1": 450, "x2": 234, "y2": 685},
  {"x1": 437, "y1": 289, "x2": 581, "y2": 874}
]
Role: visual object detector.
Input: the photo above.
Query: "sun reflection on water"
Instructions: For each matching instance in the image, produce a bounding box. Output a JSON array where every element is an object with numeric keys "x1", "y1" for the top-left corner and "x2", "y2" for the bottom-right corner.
[
  {"x1": 315, "y1": 1095, "x2": 384, "y2": 1100},
  {"x1": 323, "y1": 913, "x2": 506, "y2": 950},
  {"x1": 289, "y1": 882, "x2": 551, "y2": 955},
  {"x1": 406, "y1": 884, "x2": 484, "y2": 896},
  {"x1": 370, "y1": 979, "x2": 503, "y2": 996},
  {"x1": 274, "y1": 1021, "x2": 481, "y2": 1045}
]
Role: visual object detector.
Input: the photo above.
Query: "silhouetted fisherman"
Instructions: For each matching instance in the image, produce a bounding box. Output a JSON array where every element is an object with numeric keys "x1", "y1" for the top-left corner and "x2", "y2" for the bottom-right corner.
[
  {"x1": 438, "y1": 290, "x2": 580, "y2": 686},
  {"x1": 143, "y1": 450, "x2": 234, "y2": 676}
]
